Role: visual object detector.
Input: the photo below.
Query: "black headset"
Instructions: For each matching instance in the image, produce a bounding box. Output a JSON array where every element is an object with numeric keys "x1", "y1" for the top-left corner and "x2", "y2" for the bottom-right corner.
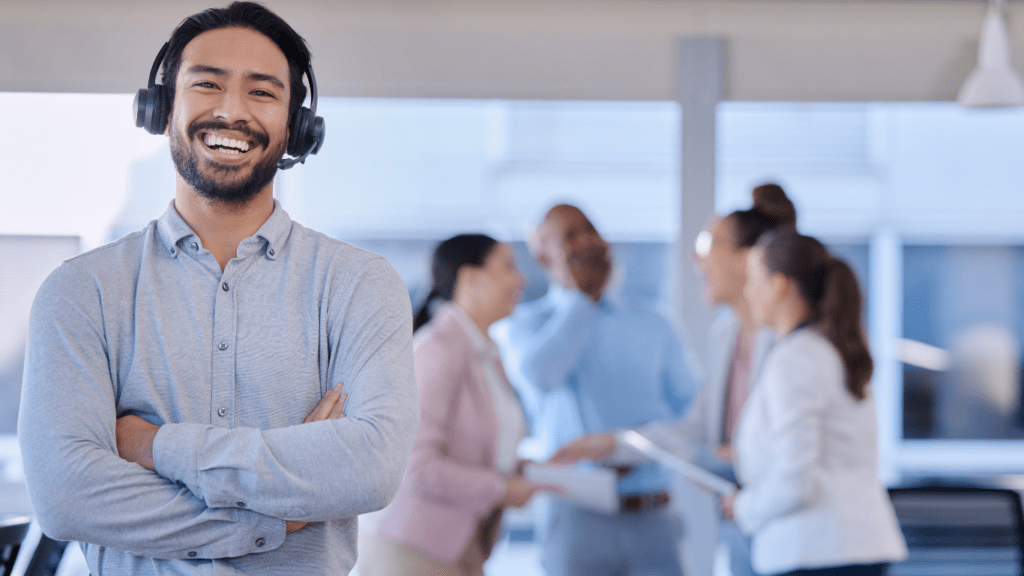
[{"x1": 133, "y1": 41, "x2": 325, "y2": 170}]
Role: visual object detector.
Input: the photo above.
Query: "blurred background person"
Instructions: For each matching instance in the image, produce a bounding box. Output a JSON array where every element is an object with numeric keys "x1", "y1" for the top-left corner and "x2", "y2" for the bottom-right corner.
[
  {"x1": 359, "y1": 234, "x2": 544, "y2": 576},
  {"x1": 550, "y1": 184, "x2": 796, "y2": 576},
  {"x1": 721, "y1": 231, "x2": 906, "y2": 576},
  {"x1": 498, "y1": 204, "x2": 698, "y2": 576}
]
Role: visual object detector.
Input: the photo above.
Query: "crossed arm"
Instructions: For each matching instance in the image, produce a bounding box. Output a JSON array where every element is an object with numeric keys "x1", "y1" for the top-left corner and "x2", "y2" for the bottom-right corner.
[
  {"x1": 18, "y1": 260, "x2": 418, "y2": 560},
  {"x1": 115, "y1": 388, "x2": 350, "y2": 534}
]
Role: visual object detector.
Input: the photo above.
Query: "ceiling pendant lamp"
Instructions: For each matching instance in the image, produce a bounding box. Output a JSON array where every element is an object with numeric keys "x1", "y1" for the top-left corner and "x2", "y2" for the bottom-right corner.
[{"x1": 958, "y1": 0, "x2": 1024, "y2": 107}]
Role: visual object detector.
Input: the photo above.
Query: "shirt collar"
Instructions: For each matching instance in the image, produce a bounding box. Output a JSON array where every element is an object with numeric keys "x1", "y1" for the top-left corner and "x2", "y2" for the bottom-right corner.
[
  {"x1": 546, "y1": 282, "x2": 619, "y2": 310},
  {"x1": 156, "y1": 199, "x2": 292, "y2": 260}
]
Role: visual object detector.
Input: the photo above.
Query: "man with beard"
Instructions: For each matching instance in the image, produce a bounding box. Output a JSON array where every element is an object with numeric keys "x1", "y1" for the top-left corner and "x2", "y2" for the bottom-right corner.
[
  {"x1": 496, "y1": 204, "x2": 697, "y2": 576},
  {"x1": 18, "y1": 3, "x2": 419, "y2": 575}
]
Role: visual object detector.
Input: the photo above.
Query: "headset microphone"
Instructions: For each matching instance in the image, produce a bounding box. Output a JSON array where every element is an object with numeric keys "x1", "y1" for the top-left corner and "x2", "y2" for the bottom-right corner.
[{"x1": 133, "y1": 40, "x2": 325, "y2": 170}]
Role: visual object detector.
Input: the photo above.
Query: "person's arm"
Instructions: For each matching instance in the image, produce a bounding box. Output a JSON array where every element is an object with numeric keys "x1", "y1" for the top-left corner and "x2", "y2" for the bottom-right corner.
[
  {"x1": 18, "y1": 264, "x2": 286, "y2": 560},
  {"x1": 659, "y1": 320, "x2": 701, "y2": 418},
  {"x1": 149, "y1": 257, "x2": 419, "y2": 522},
  {"x1": 402, "y1": 335, "x2": 513, "y2": 514},
  {"x1": 732, "y1": 352, "x2": 826, "y2": 534},
  {"x1": 506, "y1": 292, "x2": 598, "y2": 393}
]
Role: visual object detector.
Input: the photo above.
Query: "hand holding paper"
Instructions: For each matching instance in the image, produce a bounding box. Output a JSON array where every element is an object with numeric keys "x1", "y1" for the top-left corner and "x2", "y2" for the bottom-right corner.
[{"x1": 524, "y1": 463, "x2": 618, "y2": 514}]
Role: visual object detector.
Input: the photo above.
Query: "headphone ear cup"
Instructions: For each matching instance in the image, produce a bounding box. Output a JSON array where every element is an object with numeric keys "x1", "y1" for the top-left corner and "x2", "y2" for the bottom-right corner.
[
  {"x1": 151, "y1": 84, "x2": 171, "y2": 135},
  {"x1": 288, "y1": 107, "x2": 313, "y2": 157},
  {"x1": 138, "y1": 84, "x2": 169, "y2": 135},
  {"x1": 133, "y1": 88, "x2": 149, "y2": 130},
  {"x1": 310, "y1": 116, "x2": 325, "y2": 155}
]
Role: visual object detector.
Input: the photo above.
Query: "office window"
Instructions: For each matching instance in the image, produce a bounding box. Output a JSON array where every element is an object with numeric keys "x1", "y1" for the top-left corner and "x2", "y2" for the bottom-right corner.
[{"x1": 902, "y1": 245, "x2": 1024, "y2": 440}]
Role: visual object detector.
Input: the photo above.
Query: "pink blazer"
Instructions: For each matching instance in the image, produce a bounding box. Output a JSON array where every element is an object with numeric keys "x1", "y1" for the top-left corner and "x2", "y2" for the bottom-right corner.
[{"x1": 375, "y1": 307, "x2": 512, "y2": 562}]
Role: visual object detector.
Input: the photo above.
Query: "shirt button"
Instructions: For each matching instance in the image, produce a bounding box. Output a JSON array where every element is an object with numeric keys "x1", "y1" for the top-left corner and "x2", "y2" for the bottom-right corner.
[
  {"x1": 170, "y1": 247, "x2": 176, "y2": 255},
  {"x1": 255, "y1": 538, "x2": 266, "y2": 548},
  {"x1": 218, "y1": 342, "x2": 228, "y2": 351},
  {"x1": 217, "y1": 407, "x2": 227, "y2": 417},
  {"x1": 191, "y1": 242, "x2": 199, "y2": 251},
  {"x1": 222, "y1": 282, "x2": 229, "y2": 291},
  {"x1": 268, "y1": 248, "x2": 275, "y2": 257},
  {"x1": 187, "y1": 551, "x2": 197, "y2": 558},
  {"x1": 237, "y1": 501, "x2": 246, "y2": 508}
]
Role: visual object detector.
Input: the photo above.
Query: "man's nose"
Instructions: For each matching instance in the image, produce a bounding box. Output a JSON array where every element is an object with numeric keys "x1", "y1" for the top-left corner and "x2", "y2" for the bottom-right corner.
[{"x1": 213, "y1": 84, "x2": 253, "y2": 123}]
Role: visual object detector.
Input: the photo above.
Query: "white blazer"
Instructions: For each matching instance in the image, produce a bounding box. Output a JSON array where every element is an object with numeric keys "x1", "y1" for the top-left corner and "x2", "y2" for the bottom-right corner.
[
  {"x1": 639, "y1": 310, "x2": 772, "y2": 462},
  {"x1": 732, "y1": 329, "x2": 907, "y2": 575}
]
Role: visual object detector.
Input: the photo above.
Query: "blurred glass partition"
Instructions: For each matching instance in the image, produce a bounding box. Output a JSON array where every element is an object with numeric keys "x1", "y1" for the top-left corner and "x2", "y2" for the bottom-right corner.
[{"x1": 902, "y1": 245, "x2": 1024, "y2": 441}]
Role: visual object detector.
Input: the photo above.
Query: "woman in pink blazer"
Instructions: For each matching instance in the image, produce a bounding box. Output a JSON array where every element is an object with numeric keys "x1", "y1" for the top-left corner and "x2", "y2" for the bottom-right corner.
[{"x1": 359, "y1": 234, "x2": 544, "y2": 576}]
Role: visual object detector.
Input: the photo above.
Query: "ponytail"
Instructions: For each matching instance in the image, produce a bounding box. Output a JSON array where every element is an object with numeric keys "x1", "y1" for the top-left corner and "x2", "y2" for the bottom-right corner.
[
  {"x1": 759, "y1": 231, "x2": 872, "y2": 400},
  {"x1": 413, "y1": 288, "x2": 441, "y2": 333},
  {"x1": 818, "y1": 257, "x2": 872, "y2": 400}
]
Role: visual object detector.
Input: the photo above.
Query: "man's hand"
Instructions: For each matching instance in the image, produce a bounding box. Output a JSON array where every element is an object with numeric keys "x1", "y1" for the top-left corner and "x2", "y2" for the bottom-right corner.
[
  {"x1": 566, "y1": 243, "x2": 611, "y2": 302},
  {"x1": 116, "y1": 415, "x2": 160, "y2": 471},
  {"x1": 303, "y1": 385, "x2": 348, "y2": 424},
  {"x1": 548, "y1": 432, "x2": 617, "y2": 464},
  {"x1": 720, "y1": 492, "x2": 737, "y2": 520},
  {"x1": 716, "y1": 443, "x2": 733, "y2": 462},
  {"x1": 287, "y1": 385, "x2": 348, "y2": 535}
]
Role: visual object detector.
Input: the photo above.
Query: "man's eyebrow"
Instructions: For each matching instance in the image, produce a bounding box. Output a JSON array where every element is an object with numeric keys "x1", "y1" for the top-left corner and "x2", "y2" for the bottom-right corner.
[
  {"x1": 186, "y1": 64, "x2": 228, "y2": 77},
  {"x1": 246, "y1": 72, "x2": 286, "y2": 91},
  {"x1": 184, "y1": 66, "x2": 286, "y2": 92}
]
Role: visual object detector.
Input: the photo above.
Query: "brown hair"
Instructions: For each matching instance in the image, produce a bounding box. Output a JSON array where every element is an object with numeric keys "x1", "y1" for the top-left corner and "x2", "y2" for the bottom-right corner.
[
  {"x1": 759, "y1": 230, "x2": 872, "y2": 400},
  {"x1": 727, "y1": 183, "x2": 797, "y2": 249}
]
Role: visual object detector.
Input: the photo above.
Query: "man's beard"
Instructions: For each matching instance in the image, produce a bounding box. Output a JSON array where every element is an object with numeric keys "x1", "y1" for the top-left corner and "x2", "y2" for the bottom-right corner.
[{"x1": 170, "y1": 119, "x2": 283, "y2": 207}]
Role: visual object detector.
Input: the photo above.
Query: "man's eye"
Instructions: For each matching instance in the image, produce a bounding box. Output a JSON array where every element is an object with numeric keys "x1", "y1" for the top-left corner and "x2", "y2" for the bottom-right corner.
[
  {"x1": 252, "y1": 90, "x2": 275, "y2": 98},
  {"x1": 195, "y1": 82, "x2": 217, "y2": 89}
]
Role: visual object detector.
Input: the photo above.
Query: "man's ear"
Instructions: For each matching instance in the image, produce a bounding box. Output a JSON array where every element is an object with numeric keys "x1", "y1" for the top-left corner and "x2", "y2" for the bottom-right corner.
[{"x1": 535, "y1": 250, "x2": 551, "y2": 270}]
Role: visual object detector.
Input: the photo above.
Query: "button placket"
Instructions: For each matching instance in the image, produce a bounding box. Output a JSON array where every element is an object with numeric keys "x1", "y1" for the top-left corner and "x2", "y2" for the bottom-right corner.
[{"x1": 211, "y1": 266, "x2": 237, "y2": 426}]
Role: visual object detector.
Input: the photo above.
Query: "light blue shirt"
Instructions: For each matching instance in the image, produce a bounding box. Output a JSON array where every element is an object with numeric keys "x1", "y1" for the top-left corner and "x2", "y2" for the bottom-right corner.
[
  {"x1": 18, "y1": 201, "x2": 419, "y2": 575},
  {"x1": 498, "y1": 284, "x2": 697, "y2": 495}
]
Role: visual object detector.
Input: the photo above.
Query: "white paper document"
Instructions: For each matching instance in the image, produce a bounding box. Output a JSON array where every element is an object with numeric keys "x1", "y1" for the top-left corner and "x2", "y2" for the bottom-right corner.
[
  {"x1": 524, "y1": 463, "x2": 619, "y2": 514},
  {"x1": 619, "y1": 430, "x2": 738, "y2": 496}
]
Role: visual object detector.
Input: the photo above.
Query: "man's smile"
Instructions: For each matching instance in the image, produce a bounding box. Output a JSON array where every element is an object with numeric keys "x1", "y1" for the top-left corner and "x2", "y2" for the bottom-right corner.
[{"x1": 201, "y1": 132, "x2": 252, "y2": 155}]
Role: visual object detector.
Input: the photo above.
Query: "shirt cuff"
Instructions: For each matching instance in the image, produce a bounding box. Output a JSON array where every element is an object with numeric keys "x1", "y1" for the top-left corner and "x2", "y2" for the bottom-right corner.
[
  {"x1": 153, "y1": 422, "x2": 207, "y2": 496},
  {"x1": 732, "y1": 489, "x2": 759, "y2": 535}
]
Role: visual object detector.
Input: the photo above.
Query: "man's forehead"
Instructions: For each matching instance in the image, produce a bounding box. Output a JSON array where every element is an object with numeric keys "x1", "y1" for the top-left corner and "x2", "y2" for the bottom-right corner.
[
  {"x1": 545, "y1": 206, "x2": 591, "y2": 233},
  {"x1": 179, "y1": 26, "x2": 289, "y2": 82}
]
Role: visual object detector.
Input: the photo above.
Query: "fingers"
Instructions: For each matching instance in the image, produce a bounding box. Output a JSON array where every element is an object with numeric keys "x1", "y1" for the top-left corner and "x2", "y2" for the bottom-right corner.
[
  {"x1": 303, "y1": 385, "x2": 345, "y2": 424},
  {"x1": 329, "y1": 393, "x2": 348, "y2": 419}
]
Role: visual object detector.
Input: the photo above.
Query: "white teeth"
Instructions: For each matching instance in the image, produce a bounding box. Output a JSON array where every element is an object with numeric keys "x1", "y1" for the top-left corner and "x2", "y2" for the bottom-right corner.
[{"x1": 202, "y1": 133, "x2": 251, "y2": 153}]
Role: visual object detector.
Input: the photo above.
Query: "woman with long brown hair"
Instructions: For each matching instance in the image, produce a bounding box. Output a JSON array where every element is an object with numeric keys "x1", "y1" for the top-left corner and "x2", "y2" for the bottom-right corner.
[
  {"x1": 721, "y1": 230, "x2": 906, "y2": 576},
  {"x1": 359, "y1": 234, "x2": 545, "y2": 576}
]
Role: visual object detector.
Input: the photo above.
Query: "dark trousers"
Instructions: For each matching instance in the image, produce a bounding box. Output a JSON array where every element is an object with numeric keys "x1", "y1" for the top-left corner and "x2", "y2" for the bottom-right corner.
[{"x1": 773, "y1": 563, "x2": 888, "y2": 576}]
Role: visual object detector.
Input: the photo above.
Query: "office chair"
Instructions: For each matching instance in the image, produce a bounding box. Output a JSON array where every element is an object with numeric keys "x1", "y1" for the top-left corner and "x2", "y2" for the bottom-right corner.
[
  {"x1": 0, "y1": 516, "x2": 31, "y2": 576},
  {"x1": 22, "y1": 532, "x2": 68, "y2": 576},
  {"x1": 888, "y1": 485, "x2": 1024, "y2": 576}
]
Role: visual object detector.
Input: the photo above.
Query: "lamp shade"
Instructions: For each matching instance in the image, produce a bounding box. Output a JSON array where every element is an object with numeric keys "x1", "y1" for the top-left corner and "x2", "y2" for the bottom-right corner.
[{"x1": 958, "y1": 3, "x2": 1024, "y2": 107}]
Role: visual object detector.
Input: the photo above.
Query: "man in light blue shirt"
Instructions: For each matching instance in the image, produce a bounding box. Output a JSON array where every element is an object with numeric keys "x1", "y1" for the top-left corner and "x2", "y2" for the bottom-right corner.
[
  {"x1": 18, "y1": 4, "x2": 418, "y2": 575},
  {"x1": 499, "y1": 204, "x2": 697, "y2": 576}
]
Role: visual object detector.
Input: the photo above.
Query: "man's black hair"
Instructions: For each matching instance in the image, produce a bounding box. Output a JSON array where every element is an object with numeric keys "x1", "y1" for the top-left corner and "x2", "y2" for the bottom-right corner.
[{"x1": 162, "y1": 1, "x2": 311, "y2": 124}]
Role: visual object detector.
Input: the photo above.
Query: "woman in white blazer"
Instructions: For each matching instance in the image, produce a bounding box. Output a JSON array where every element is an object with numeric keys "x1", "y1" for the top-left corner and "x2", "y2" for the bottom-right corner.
[
  {"x1": 721, "y1": 231, "x2": 907, "y2": 576},
  {"x1": 549, "y1": 184, "x2": 797, "y2": 576}
]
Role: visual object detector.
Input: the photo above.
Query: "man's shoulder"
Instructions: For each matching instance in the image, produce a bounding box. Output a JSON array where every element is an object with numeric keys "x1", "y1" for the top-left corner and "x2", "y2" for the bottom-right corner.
[
  {"x1": 286, "y1": 223, "x2": 400, "y2": 283},
  {"x1": 56, "y1": 225, "x2": 156, "y2": 281}
]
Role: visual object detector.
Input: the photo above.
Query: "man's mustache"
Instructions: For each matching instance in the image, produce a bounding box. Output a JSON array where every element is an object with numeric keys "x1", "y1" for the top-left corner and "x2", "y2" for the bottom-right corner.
[{"x1": 187, "y1": 120, "x2": 271, "y2": 149}]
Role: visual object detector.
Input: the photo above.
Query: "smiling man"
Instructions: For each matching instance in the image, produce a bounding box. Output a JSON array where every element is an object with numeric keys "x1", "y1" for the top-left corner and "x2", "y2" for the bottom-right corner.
[{"x1": 18, "y1": 3, "x2": 419, "y2": 575}]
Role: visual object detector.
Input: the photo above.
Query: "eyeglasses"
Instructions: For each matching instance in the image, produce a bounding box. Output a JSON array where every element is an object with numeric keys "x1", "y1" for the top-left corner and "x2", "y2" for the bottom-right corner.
[{"x1": 693, "y1": 230, "x2": 712, "y2": 260}]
